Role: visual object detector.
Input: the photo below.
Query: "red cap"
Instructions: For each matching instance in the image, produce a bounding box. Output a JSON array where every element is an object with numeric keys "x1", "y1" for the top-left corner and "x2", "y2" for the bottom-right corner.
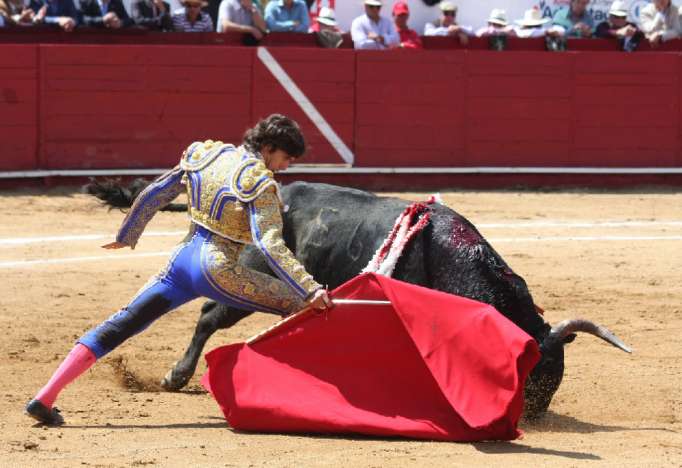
[{"x1": 392, "y1": 1, "x2": 409, "y2": 16}]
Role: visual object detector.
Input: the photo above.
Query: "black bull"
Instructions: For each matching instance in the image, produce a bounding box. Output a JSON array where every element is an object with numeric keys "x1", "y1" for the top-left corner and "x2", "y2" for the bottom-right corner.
[{"x1": 87, "y1": 179, "x2": 631, "y2": 418}]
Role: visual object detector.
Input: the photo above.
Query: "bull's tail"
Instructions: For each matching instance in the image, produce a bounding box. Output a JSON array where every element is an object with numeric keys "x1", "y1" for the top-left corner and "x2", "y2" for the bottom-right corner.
[{"x1": 83, "y1": 178, "x2": 187, "y2": 212}]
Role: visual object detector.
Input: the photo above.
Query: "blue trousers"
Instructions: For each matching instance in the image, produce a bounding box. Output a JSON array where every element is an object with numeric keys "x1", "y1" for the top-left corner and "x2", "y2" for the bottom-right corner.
[{"x1": 79, "y1": 226, "x2": 305, "y2": 358}]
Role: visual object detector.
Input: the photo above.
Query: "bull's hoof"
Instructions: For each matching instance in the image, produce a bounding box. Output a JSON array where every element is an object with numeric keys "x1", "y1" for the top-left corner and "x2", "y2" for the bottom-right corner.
[{"x1": 160, "y1": 367, "x2": 191, "y2": 391}]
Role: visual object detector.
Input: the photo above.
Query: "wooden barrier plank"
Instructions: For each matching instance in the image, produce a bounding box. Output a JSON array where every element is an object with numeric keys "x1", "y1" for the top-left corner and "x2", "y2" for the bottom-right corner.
[
  {"x1": 355, "y1": 148, "x2": 466, "y2": 166},
  {"x1": 467, "y1": 141, "x2": 571, "y2": 166},
  {"x1": 0, "y1": 44, "x2": 38, "y2": 171},
  {"x1": 255, "y1": 82, "x2": 355, "y2": 103},
  {"x1": 575, "y1": 126, "x2": 678, "y2": 150},
  {"x1": 466, "y1": 51, "x2": 571, "y2": 76},
  {"x1": 41, "y1": 44, "x2": 250, "y2": 67},
  {"x1": 43, "y1": 140, "x2": 184, "y2": 168},
  {"x1": 572, "y1": 148, "x2": 678, "y2": 166},
  {"x1": 468, "y1": 118, "x2": 571, "y2": 141},
  {"x1": 575, "y1": 104, "x2": 676, "y2": 127},
  {"x1": 574, "y1": 52, "x2": 678, "y2": 74},
  {"x1": 468, "y1": 97, "x2": 572, "y2": 120},
  {"x1": 468, "y1": 76, "x2": 572, "y2": 98},
  {"x1": 356, "y1": 82, "x2": 456, "y2": 105}
]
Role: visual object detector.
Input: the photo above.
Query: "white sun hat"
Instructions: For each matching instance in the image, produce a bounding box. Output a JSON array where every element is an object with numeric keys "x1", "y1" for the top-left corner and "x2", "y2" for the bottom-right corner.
[
  {"x1": 488, "y1": 8, "x2": 508, "y2": 26},
  {"x1": 317, "y1": 6, "x2": 338, "y2": 26},
  {"x1": 515, "y1": 7, "x2": 550, "y2": 27},
  {"x1": 608, "y1": 0, "x2": 628, "y2": 17}
]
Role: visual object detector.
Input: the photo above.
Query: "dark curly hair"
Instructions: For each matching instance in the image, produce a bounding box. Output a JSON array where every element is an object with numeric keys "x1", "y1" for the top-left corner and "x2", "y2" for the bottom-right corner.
[{"x1": 242, "y1": 114, "x2": 306, "y2": 159}]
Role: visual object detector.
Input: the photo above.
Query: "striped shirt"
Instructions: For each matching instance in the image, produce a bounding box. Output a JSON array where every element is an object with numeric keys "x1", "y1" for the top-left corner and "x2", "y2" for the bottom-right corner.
[{"x1": 172, "y1": 8, "x2": 213, "y2": 32}]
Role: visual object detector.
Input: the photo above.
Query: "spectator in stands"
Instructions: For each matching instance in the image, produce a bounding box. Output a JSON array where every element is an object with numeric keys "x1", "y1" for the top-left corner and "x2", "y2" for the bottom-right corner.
[
  {"x1": 476, "y1": 9, "x2": 515, "y2": 51},
  {"x1": 1, "y1": 0, "x2": 38, "y2": 26},
  {"x1": 310, "y1": 6, "x2": 343, "y2": 48},
  {"x1": 640, "y1": 0, "x2": 681, "y2": 46},
  {"x1": 28, "y1": 0, "x2": 77, "y2": 30},
  {"x1": 264, "y1": 0, "x2": 309, "y2": 33},
  {"x1": 79, "y1": 0, "x2": 133, "y2": 28},
  {"x1": 217, "y1": 0, "x2": 266, "y2": 44},
  {"x1": 595, "y1": 0, "x2": 643, "y2": 51},
  {"x1": 132, "y1": 0, "x2": 173, "y2": 31},
  {"x1": 172, "y1": 0, "x2": 213, "y2": 31},
  {"x1": 552, "y1": 0, "x2": 594, "y2": 37},
  {"x1": 392, "y1": 1, "x2": 422, "y2": 49},
  {"x1": 351, "y1": 0, "x2": 399, "y2": 49},
  {"x1": 423, "y1": 1, "x2": 471, "y2": 44},
  {"x1": 476, "y1": 8, "x2": 515, "y2": 37}
]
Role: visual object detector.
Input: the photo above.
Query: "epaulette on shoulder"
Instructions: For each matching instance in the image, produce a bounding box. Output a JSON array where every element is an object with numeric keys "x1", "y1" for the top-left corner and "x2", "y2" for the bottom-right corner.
[
  {"x1": 180, "y1": 140, "x2": 236, "y2": 172},
  {"x1": 231, "y1": 158, "x2": 277, "y2": 203}
]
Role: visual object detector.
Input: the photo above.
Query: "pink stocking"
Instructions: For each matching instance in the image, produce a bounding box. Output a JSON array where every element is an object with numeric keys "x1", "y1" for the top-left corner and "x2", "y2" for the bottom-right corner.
[{"x1": 35, "y1": 343, "x2": 97, "y2": 408}]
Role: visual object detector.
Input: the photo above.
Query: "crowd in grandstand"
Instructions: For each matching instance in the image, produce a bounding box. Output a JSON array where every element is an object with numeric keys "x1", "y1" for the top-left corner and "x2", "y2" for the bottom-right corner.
[{"x1": 0, "y1": 0, "x2": 681, "y2": 51}]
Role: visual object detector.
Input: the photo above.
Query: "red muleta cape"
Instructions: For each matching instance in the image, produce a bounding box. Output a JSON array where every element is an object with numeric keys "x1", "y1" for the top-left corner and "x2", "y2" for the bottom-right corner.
[{"x1": 201, "y1": 273, "x2": 540, "y2": 441}]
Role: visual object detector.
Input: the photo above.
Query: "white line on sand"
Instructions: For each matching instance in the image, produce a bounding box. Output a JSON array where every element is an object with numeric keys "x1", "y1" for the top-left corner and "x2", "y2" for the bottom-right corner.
[
  {"x1": 1, "y1": 221, "x2": 681, "y2": 248},
  {"x1": 1, "y1": 235, "x2": 680, "y2": 269}
]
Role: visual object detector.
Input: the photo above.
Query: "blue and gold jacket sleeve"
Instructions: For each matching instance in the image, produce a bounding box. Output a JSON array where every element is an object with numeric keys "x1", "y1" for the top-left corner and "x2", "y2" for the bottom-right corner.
[
  {"x1": 116, "y1": 166, "x2": 185, "y2": 248},
  {"x1": 235, "y1": 162, "x2": 321, "y2": 299}
]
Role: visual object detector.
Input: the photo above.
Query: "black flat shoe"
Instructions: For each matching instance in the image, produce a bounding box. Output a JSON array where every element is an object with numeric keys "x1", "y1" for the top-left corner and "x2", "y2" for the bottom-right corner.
[{"x1": 25, "y1": 399, "x2": 64, "y2": 426}]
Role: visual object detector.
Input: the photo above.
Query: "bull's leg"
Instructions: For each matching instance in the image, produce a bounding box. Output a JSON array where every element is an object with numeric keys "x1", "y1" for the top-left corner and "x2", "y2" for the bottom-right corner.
[{"x1": 161, "y1": 301, "x2": 254, "y2": 391}]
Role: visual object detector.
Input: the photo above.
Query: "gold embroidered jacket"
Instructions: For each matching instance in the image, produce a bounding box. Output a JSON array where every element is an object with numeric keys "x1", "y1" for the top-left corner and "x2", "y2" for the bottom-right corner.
[{"x1": 116, "y1": 140, "x2": 321, "y2": 299}]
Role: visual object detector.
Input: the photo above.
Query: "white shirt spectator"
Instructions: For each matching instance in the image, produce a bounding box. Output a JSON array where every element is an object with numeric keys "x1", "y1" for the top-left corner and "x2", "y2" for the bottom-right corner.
[
  {"x1": 424, "y1": 21, "x2": 472, "y2": 36},
  {"x1": 351, "y1": 13, "x2": 399, "y2": 49},
  {"x1": 640, "y1": 1, "x2": 682, "y2": 42},
  {"x1": 216, "y1": 0, "x2": 257, "y2": 32}
]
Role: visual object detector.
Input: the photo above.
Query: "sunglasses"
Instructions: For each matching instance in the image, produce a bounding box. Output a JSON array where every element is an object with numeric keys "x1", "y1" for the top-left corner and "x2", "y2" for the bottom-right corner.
[
  {"x1": 443, "y1": 11, "x2": 455, "y2": 16},
  {"x1": 186, "y1": 3, "x2": 201, "y2": 8},
  {"x1": 367, "y1": 5, "x2": 381, "y2": 9}
]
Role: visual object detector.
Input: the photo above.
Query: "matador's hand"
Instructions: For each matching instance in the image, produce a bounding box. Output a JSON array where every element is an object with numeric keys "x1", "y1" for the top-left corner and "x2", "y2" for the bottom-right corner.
[
  {"x1": 102, "y1": 241, "x2": 129, "y2": 249},
  {"x1": 309, "y1": 289, "x2": 333, "y2": 310}
]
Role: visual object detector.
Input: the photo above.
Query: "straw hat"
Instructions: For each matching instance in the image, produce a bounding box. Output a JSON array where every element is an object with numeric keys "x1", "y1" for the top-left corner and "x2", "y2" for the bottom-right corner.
[{"x1": 515, "y1": 7, "x2": 550, "y2": 27}]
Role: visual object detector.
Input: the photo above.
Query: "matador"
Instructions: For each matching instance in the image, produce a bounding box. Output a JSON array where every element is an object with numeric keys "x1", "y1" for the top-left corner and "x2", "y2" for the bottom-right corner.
[{"x1": 25, "y1": 114, "x2": 331, "y2": 425}]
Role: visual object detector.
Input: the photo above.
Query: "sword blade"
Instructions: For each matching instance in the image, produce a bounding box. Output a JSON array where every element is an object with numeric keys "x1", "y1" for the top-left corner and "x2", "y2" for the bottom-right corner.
[{"x1": 332, "y1": 299, "x2": 391, "y2": 306}]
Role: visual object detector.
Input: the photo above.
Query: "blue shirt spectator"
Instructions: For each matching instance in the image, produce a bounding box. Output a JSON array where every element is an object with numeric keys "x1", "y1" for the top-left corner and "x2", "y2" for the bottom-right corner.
[
  {"x1": 552, "y1": 0, "x2": 594, "y2": 37},
  {"x1": 29, "y1": 0, "x2": 77, "y2": 30},
  {"x1": 264, "y1": 0, "x2": 308, "y2": 33}
]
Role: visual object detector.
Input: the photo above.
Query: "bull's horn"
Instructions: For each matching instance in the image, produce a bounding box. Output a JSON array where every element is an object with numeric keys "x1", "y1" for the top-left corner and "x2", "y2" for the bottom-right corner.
[{"x1": 546, "y1": 318, "x2": 632, "y2": 353}]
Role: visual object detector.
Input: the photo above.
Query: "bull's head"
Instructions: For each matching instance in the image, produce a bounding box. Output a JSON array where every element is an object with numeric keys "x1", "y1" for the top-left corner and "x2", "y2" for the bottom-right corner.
[{"x1": 524, "y1": 319, "x2": 631, "y2": 418}]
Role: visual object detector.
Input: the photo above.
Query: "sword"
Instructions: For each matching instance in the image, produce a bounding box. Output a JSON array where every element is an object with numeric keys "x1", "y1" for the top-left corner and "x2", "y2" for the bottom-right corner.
[
  {"x1": 333, "y1": 299, "x2": 391, "y2": 306},
  {"x1": 246, "y1": 298, "x2": 391, "y2": 344}
]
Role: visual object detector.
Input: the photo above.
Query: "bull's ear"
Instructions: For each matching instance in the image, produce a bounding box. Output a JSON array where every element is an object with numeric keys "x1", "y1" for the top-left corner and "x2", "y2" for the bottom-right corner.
[{"x1": 563, "y1": 333, "x2": 577, "y2": 344}]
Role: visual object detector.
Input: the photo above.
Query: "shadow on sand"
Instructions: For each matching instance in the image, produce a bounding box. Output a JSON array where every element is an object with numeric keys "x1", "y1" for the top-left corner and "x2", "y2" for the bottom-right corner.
[{"x1": 523, "y1": 410, "x2": 676, "y2": 435}]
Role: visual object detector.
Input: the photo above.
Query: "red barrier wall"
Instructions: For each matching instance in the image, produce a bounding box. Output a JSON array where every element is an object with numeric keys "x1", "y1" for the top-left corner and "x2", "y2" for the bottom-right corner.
[
  {"x1": 0, "y1": 45, "x2": 38, "y2": 171},
  {"x1": 40, "y1": 45, "x2": 253, "y2": 169},
  {"x1": 1, "y1": 42, "x2": 682, "y2": 173}
]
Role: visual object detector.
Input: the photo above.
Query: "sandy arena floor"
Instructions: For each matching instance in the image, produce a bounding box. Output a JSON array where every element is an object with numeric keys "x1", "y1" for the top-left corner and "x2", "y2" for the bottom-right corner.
[{"x1": 0, "y1": 186, "x2": 680, "y2": 467}]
